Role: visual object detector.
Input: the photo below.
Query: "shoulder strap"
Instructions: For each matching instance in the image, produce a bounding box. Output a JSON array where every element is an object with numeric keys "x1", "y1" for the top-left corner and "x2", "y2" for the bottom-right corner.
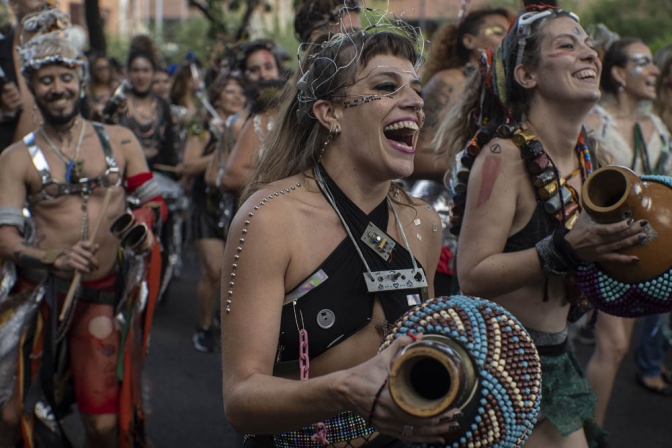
[
  {"x1": 23, "y1": 132, "x2": 52, "y2": 186},
  {"x1": 91, "y1": 122, "x2": 119, "y2": 170}
]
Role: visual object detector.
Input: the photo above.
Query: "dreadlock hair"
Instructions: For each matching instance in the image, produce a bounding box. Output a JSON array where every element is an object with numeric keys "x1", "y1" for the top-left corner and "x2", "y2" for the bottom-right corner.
[
  {"x1": 294, "y1": 0, "x2": 361, "y2": 43},
  {"x1": 600, "y1": 38, "x2": 644, "y2": 95},
  {"x1": 242, "y1": 31, "x2": 420, "y2": 203},
  {"x1": 433, "y1": 8, "x2": 579, "y2": 171},
  {"x1": 422, "y1": 7, "x2": 512, "y2": 84}
]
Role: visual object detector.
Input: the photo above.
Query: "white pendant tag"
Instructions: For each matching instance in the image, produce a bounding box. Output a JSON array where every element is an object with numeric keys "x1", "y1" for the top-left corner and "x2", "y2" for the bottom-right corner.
[{"x1": 364, "y1": 268, "x2": 428, "y2": 293}]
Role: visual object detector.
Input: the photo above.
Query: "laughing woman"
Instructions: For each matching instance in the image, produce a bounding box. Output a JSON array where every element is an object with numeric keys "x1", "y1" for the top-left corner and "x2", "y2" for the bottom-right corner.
[
  {"x1": 221, "y1": 30, "x2": 459, "y2": 447},
  {"x1": 435, "y1": 7, "x2": 645, "y2": 447}
]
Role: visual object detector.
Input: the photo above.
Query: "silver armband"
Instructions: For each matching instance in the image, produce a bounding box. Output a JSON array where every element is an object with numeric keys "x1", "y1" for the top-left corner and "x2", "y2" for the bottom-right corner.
[
  {"x1": 0, "y1": 207, "x2": 28, "y2": 235},
  {"x1": 133, "y1": 177, "x2": 163, "y2": 204}
]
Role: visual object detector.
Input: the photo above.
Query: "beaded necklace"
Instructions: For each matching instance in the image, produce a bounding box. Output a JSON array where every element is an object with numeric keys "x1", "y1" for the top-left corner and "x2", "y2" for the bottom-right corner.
[{"x1": 448, "y1": 123, "x2": 593, "y2": 233}]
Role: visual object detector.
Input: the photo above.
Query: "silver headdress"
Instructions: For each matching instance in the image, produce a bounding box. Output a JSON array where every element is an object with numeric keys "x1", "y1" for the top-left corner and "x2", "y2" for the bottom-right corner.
[
  {"x1": 17, "y1": 9, "x2": 88, "y2": 83},
  {"x1": 295, "y1": 5, "x2": 425, "y2": 118}
]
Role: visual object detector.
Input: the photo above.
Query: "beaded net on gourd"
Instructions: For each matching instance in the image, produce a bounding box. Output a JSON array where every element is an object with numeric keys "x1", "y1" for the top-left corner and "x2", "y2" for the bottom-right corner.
[
  {"x1": 574, "y1": 175, "x2": 672, "y2": 318},
  {"x1": 380, "y1": 296, "x2": 541, "y2": 448}
]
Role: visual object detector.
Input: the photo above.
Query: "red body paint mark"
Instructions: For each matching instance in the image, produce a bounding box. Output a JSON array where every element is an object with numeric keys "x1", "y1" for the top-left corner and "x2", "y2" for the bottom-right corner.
[
  {"x1": 262, "y1": 50, "x2": 274, "y2": 65},
  {"x1": 476, "y1": 156, "x2": 502, "y2": 208}
]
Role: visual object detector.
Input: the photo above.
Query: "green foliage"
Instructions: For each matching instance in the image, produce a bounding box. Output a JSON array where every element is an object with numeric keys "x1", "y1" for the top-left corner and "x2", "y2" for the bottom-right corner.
[{"x1": 581, "y1": 0, "x2": 672, "y2": 45}]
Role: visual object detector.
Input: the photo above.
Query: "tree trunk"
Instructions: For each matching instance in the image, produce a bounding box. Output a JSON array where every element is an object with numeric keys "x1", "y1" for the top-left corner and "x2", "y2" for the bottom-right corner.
[{"x1": 85, "y1": 0, "x2": 107, "y2": 54}]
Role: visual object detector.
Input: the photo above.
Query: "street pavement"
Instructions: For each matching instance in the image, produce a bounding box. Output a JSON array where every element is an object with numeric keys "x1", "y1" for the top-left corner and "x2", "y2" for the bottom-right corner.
[{"x1": 71, "y1": 250, "x2": 672, "y2": 447}]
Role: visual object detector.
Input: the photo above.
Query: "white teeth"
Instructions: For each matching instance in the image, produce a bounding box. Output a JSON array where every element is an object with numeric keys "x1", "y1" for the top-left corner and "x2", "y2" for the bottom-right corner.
[
  {"x1": 383, "y1": 120, "x2": 419, "y2": 132},
  {"x1": 575, "y1": 69, "x2": 596, "y2": 79}
]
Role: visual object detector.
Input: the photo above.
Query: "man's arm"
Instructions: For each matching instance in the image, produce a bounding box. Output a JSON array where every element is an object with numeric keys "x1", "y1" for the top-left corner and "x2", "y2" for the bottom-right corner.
[{"x1": 117, "y1": 126, "x2": 168, "y2": 227}]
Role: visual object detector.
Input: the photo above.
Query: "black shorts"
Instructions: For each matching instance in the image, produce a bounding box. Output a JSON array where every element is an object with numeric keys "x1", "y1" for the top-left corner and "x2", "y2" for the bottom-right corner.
[{"x1": 190, "y1": 205, "x2": 224, "y2": 241}]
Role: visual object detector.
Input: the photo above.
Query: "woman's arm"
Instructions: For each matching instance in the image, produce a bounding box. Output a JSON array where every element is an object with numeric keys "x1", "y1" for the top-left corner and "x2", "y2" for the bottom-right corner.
[
  {"x1": 456, "y1": 140, "x2": 544, "y2": 298},
  {"x1": 182, "y1": 132, "x2": 213, "y2": 178},
  {"x1": 220, "y1": 115, "x2": 264, "y2": 191},
  {"x1": 458, "y1": 138, "x2": 645, "y2": 299}
]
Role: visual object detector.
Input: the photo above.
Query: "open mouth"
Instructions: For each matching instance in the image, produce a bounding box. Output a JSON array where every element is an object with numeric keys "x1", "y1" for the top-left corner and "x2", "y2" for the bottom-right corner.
[
  {"x1": 383, "y1": 120, "x2": 419, "y2": 151},
  {"x1": 574, "y1": 69, "x2": 597, "y2": 80}
]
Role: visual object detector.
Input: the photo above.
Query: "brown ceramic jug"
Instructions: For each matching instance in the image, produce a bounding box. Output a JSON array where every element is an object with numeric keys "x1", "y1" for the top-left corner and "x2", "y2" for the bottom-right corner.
[{"x1": 582, "y1": 165, "x2": 672, "y2": 284}]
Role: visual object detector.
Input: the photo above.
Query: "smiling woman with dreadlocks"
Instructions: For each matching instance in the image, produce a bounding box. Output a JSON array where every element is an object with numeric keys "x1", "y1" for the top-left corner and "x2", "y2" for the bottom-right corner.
[{"x1": 434, "y1": 6, "x2": 647, "y2": 447}]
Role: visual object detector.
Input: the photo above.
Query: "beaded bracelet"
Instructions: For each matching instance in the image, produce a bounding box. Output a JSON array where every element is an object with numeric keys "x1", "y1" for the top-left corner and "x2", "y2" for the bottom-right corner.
[{"x1": 367, "y1": 378, "x2": 388, "y2": 426}]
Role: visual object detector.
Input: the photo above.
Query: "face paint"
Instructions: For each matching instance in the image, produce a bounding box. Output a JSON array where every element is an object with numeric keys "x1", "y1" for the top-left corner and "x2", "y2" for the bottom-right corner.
[
  {"x1": 336, "y1": 65, "x2": 422, "y2": 107},
  {"x1": 629, "y1": 54, "x2": 654, "y2": 76},
  {"x1": 483, "y1": 26, "x2": 505, "y2": 37},
  {"x1": 476, "y1": 155, "x2": 502, "y2": 208}
]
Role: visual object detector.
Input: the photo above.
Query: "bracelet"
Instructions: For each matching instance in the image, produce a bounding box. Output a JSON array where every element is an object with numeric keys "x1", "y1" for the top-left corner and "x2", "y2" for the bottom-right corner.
[
  {"x1": 552, "y1": 227, "x2": 584, "y2": 270},
  {"x1": 367, "y1": 377, "x2": 388, "y2": 427},
  {"x1": 536, "y1": 228, "x2": 585, "y2": 277}
]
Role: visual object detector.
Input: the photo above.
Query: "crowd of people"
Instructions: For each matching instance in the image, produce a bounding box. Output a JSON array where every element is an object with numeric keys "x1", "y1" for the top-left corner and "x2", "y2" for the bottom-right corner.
[{"x1": 0, "y1": 0, "x2": 670, "y2": 447}]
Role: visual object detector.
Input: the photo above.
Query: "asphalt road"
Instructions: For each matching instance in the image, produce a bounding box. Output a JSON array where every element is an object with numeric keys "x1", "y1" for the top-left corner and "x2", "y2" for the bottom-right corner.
[{"x1": 66, "y1": 249, "x2": 672, "y2": 447}]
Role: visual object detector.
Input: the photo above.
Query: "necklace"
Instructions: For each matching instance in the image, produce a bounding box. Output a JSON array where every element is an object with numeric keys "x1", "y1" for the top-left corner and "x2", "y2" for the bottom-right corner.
[
  {"x1": 314, "y1": 166, "x2": 427, "y2": 295},
  {"x1": 449, "y1": 123, "x2": 593, "y2": 234},
  {"x1": 40, "y1": 120, "x2": 87, "y2": 183}
]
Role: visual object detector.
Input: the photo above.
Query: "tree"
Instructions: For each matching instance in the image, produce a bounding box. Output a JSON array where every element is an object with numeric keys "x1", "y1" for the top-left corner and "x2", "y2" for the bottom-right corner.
[{"x1": 187, "y1": 0, "x2": 264, "y2": 41}]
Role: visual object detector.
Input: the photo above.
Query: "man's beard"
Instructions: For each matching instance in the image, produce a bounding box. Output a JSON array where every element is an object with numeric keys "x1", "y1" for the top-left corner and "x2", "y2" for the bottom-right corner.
[{"x1": 35, "y1": 92, "x2": 80, "y2": 127}]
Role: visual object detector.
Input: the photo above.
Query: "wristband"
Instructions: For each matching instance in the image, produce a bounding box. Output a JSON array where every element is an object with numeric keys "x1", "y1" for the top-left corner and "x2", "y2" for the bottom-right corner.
[{"x1": 535, "y1": 228, "x2": 584, "y2": 277}]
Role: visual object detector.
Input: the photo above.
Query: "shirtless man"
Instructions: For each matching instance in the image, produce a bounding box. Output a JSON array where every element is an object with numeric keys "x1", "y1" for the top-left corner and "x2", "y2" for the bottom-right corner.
[{"x1": 0, "y1": 20, "x2": 164, "y2": 448}]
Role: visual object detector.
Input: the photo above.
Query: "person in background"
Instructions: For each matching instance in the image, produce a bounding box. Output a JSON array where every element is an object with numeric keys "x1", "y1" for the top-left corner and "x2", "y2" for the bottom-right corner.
[
  {"x1": 183, "y1": 74, "x2": 245, "y2": 352},
  {"x1": 152, "y1": 66, "x2": 172, "y2": 103},
  {"x1": 293, "y1": 0, "x2": 361, "y2": 43},
  {"x1": 87, "y1": 53, "x2": 118, "y2": 121}
]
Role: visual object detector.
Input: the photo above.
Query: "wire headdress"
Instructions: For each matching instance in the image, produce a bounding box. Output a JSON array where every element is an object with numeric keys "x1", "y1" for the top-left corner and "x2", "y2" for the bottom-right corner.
[
  {"x1": 18, "y1": 9, "x2": 88, "y2": 83},
  {"x1": 295, "y1": 4, "x2": 425, "y2": 119}
]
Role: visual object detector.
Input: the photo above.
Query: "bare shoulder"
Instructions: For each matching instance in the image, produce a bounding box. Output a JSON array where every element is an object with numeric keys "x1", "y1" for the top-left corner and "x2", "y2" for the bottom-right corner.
[
  {"x1": 99, "y1": 123, "x2": 138, "y2": 146},
  {"x1": 478, "y1": 137, "x2": 523, "y2": 164},
  {"x1": 231, "y1": 178, "x2": 306, "y2": 241},
  {"x1": 0, "y1": 140, "x2": 31, "y2": 175}
]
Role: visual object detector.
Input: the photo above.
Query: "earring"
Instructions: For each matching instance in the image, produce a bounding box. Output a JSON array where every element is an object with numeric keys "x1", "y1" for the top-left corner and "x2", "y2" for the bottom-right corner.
[
  {"x1": 618, "y1": 80, "x2": 626, "y2": 92},
  {"x1": 319, "y1": 125, "x2": 340, "y2": 161}
]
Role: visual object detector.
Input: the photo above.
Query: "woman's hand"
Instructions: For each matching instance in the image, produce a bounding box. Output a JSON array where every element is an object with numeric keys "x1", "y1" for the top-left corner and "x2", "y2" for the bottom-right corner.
[
  {"x1": 344, "y1": 334, "x2": 460, "y2": 445},
  {"x1": 565, "y1": 211, "x2": 646, "y2": 263}
]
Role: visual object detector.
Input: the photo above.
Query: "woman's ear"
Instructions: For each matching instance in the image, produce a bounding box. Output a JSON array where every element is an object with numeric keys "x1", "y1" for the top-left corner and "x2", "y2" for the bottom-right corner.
[
  {"x1": 462, "y1": 33, "x2": 477, "y2": 51},
  {"x1": 611, "y1": 65, "x2": 626, "y2": 88},
  {"x1": 513, "y1": 64, "x2": 537, "y2": 90},
  {"x1": 313, "y1": 99, "x2": 341, "y2": 131}
]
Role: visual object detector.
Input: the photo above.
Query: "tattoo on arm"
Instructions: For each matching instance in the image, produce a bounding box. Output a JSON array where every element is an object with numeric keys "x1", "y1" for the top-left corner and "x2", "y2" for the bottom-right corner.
[
  {"x1": 490, "y1": 144, "x2": 502, "y2": 154},
  {"x1": 422, "y1": 80, "x2": 453, "y2": 130},
  {"x1": 121, "y1": 139, "x2": 132, "y2": 145}
]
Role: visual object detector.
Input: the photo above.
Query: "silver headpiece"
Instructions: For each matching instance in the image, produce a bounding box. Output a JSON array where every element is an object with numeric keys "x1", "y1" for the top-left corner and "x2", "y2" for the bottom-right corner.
[
  {"x1": 295, "y1": 6, "x2": 425, "y2": 118},
  {"x1": 18, "y1": 10, "x2": 88, "y2": 82}
]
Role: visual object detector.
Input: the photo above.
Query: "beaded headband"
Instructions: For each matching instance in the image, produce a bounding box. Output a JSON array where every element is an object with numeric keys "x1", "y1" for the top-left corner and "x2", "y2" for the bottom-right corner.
[
  {"x1": 295, "y1": 6, "x2": 424, "y2": 118},
  {"x1": 18, "y1": 10, "x2": 88, "y2": 82}
]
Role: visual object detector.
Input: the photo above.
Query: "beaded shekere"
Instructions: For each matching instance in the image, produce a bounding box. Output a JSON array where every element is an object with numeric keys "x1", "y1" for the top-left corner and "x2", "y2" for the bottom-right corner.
[
  {"x1": 380, "y1": 296, "x2": 541, "y2": 448},
  {"x1": 574, "y1": 174, "x2": 672, "y2": 318}
]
